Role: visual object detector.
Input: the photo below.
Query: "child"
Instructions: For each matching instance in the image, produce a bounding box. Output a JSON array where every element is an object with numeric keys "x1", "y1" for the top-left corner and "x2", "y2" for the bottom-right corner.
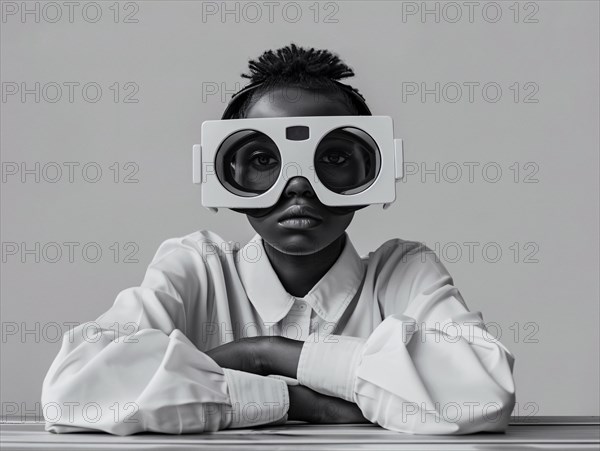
[{"x1": 42, "y1": 43, "x2": 515, "y2": 436}]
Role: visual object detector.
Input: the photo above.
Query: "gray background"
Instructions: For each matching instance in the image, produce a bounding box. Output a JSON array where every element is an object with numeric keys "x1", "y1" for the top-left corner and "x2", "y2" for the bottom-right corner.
[{"x1": 1, "y1": 0, "x2": 598, "y2": 419}]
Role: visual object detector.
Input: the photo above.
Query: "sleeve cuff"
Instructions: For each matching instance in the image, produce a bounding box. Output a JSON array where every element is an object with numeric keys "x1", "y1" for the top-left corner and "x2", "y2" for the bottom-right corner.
[
  {"x1": 297, "y1": 333, "x2": 367, "y2": 402},
  {"x1": 222, "y1": 368, "x2": 289, "y2": 429},
  {"x1": 266, "y1": 374, "x2": 300, "y2": 386}
]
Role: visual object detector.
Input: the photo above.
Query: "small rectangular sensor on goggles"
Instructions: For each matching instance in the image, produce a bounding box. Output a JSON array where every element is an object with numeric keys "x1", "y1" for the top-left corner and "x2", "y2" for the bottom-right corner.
[{"x1": 193, "y1": 116, "x2": 403, "y2": 209}]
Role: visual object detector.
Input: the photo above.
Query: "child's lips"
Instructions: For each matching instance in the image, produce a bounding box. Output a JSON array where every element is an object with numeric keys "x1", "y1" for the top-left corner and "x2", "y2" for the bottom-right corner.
[
  {"x1": 278, "y1": 217, "x2": 323, "y2": 230},
  {"x1": 277, "y1": 204, "x2": 323, "y2": 223}
]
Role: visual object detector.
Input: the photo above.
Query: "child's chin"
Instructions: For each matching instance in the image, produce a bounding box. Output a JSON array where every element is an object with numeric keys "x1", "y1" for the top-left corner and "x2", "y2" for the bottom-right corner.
[{"x1": 266, "y1": 233, "x2": 327, "y2": 256}]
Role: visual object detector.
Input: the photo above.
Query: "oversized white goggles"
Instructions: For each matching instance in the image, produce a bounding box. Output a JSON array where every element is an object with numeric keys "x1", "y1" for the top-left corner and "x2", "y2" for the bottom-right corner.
[{"x1": 193, "y1": 116, "x2": 404, "y2": 211}]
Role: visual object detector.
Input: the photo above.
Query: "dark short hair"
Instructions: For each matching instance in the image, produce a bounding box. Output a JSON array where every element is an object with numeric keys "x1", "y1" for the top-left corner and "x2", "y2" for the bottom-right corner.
[{"x1": 226, "y1": 43, "x2": 369, "y2": 119}]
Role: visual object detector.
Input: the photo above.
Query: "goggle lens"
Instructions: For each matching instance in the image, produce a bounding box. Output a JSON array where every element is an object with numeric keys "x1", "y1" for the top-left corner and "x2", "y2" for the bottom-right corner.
[
  {"x1": 314, "y1": 127, "x2": 380, "y2": 194},
  {"x1": 215, "y1": 130, "x2": 281, "y2": 196}
]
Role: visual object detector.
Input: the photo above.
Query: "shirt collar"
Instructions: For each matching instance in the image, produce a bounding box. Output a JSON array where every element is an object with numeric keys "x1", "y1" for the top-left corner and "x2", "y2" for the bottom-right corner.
[{"x1": 236, "y1": 232, "x2": 365, "y2": 325}]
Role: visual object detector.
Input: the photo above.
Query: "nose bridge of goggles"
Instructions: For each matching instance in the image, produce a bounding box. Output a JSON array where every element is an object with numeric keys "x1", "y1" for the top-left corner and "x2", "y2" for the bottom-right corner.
[{"x1": 278, "y1": 134, "x2": 321, "y2": 192}]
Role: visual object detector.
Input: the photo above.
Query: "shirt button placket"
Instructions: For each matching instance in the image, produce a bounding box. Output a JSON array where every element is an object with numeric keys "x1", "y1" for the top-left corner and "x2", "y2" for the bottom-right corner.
[{"x1": 284, "y1": 299, "x2": 310, "y2": 341}]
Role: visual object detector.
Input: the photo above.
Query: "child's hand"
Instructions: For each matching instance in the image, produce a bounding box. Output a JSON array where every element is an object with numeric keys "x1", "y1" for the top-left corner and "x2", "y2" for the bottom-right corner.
[{"x1": 287, "y1": 384, "x2": 370, "y2": 424}]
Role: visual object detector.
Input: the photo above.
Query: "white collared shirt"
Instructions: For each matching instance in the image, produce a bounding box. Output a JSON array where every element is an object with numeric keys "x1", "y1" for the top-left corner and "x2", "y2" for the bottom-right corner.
[{"x1": 42, "y1": 230, "x2": 516, "y2": 435}]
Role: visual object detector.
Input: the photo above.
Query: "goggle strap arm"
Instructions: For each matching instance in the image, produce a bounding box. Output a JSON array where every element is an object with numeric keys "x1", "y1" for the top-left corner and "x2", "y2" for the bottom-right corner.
[
  {"x1": 394, "y1": 138, "x2": 404, "y2": 180},
  {"x1": 383, "y1": 138, "x2": 404, "y2": 210},
  {"x1": 193, "y1": 144, "x2": 202, "y2": 184},
  {"x1": 193, "y1": 144, "x2": 219, "y2": 213}
]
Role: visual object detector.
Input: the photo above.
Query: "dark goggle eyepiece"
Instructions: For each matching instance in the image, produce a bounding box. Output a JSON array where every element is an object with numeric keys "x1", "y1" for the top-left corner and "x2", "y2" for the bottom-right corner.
[{"x1": 215, "y1": 130, "x2": 281, "y2": 196}]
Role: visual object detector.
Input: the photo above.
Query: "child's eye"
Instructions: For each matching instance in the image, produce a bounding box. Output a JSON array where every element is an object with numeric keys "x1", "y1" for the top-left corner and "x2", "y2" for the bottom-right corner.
[
  {"x1": 250, "y1": 151, "x2": 278, "y2": 168},
  {"x1": 320, "y1": 151, "x2": 349, "y2": 165}
]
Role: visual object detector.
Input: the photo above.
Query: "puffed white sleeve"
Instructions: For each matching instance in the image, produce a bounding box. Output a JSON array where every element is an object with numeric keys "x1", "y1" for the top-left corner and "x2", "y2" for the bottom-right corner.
[
  {"x1": 41, "y1": 234, "x2": 289, "y2": 436},
  {"x1": 297, "y1": 242, "x2": 516, "y2": 434}
]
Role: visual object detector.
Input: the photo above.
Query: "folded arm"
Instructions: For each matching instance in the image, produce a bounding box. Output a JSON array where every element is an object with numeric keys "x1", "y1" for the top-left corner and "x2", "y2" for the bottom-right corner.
[
  {"x1": 293, "y1": 243, "x2": 516, "y2": 434},
  {"x1": 41, "y1": 235, "x2": 289, "y2": 435},
  {"x1": 206, "y1": 336, "x2": 369, "y2": 424},
  {"x1": 205, "y1": 242, "x2": 516, "y2": 433}
]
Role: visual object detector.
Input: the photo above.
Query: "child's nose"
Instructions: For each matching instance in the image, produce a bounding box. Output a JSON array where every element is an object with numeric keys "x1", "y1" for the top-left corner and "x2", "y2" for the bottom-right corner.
[{"x1": 282, "y1": 176, "x2": 316, "y2": 199}]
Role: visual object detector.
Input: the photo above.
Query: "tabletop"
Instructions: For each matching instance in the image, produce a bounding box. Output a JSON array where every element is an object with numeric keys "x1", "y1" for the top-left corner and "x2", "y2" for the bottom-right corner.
[{"x1": 1, "y1": 417, "x2": 599, "y2": 450}]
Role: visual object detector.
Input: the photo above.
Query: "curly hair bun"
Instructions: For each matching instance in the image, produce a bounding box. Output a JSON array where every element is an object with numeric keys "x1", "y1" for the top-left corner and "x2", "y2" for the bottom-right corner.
[{"x1": 241, "y1": 43, "x2": 356, "y2": 85}]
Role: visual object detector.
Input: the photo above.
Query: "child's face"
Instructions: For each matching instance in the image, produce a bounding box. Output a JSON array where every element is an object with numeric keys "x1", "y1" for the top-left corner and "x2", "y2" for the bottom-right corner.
[{"x1": 230, "y1": 86, "x2": 366, "y2": 256}]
